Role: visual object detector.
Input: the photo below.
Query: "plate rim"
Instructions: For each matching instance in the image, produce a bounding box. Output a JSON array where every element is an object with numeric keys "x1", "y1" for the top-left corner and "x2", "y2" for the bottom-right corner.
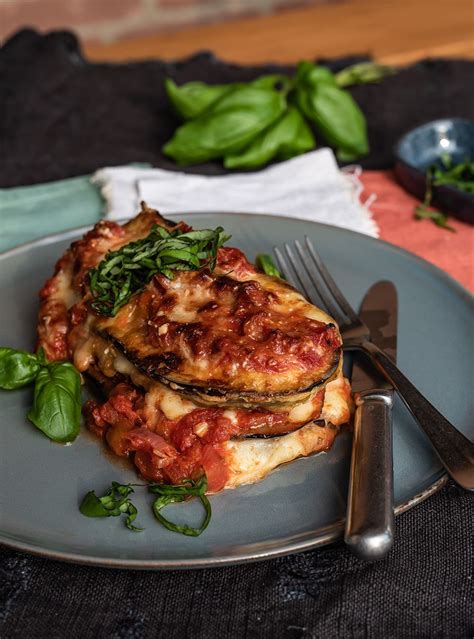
[
  {"x1": 2, "y1": 211, "x2": 472, "y2": 303},
  {"x1": 0, "y1": 212, "x2": 470, "y2": 569},
  {"x1": 0, "y1": 476, "x2": 447, "y2": 570}
]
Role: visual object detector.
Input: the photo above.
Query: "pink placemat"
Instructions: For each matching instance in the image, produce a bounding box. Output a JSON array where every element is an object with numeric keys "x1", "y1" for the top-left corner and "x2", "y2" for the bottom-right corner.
[{"x1": 361, "y1": 171, "x2": 474, "y2": 292}]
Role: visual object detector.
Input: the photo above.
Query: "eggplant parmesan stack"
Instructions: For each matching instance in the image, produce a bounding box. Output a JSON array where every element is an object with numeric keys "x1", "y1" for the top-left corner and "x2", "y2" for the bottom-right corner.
[{"x1": 37, "y1": 205, "x2": 352, "y2": 492}]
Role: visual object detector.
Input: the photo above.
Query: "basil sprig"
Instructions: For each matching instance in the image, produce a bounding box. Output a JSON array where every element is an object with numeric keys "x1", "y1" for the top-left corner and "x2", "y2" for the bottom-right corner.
[
  {"x1": 414, "y1": 155, "x2": 473, "y2": 231},
  {"x1": 163, "y1": 61, "x2": 394, "y2": 168},
  {"x1": 0, "y1": 346, "x2": 82, "y2": 443},
  {"x1": 294, "y1": 61, "x2": 368, "y2": 161},
  {"x1": 89, "y1": 224, "x2": 230, "y2": 317},
  {"x1": 80, "y1": 477, "x2": 211, "y2": 537},
  {"x1": 80, "y1": 482, "x2": 143, "y2": 532}
]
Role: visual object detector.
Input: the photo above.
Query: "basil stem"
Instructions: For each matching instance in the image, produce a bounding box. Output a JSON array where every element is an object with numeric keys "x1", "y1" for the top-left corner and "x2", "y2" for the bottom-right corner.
[
  {"x1": 255, "y1": 254, "x2": 281, "y2": 278},
  {"x1": 335, "y1": 62, "x2": 396, "y2": 88}
]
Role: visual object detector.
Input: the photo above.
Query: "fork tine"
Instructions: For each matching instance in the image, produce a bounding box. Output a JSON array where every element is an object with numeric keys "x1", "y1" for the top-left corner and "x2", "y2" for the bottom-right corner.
[
  {"x1": 305, "y1": 237, "x2": 360, "y2": 324},
  {"x1": 273, "y1": 246, "x2": 299, "y2": 290},
  {"x1": 282, "y1": 244, "x2": 316, "y2": 303},
  {"x1": 294, "y1": 240, "x2": 346, "y2": 323}
]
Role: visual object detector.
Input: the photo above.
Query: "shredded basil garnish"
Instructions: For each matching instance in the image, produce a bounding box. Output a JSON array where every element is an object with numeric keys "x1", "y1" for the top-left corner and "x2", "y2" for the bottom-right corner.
[
  {"x1": 79, "y1": 482, "x2": 144, "y2": 532},
  {"x1": 89, "y1": 224, "x2": 230, "y2": 317},
  {"x1": 149, "y1": 476, "x2": 211, "y2": 537},
  {"x1": 79, "y1": 477, "x2": 211, "y2": 537}
]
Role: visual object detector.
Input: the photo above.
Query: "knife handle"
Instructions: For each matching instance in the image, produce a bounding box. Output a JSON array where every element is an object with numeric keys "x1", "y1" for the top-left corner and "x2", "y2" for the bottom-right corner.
[
  {"x1": 359, "y1": 340, "x2": 474, "y2": 491},
  {"x1": 345, "y1": 389, "x2": 394, "y2": 561}
]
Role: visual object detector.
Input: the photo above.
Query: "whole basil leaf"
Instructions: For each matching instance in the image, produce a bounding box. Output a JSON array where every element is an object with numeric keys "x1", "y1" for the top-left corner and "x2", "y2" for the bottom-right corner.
[
  {"x1": 0, "y1": 347, "x2": 40, "y2": 389},
  {"x1": 28, "y1": 361, "x2": 82, "y2": 442},
  {"x1": 225, "y1": 106, "x2": 315, "y2": 169},
  {"x1": 163, "y1": 86, "x2": 286, "y2": 166},
  {"x1": 296, "y1": 61, "x2": 337, "y2": 87},
  {"x1": 165, "y1": 78, "x2": 233, "y2": 120},
  {"x1": 296, "y1": 80, "x2": 368, "y2": 158},
  {"x1": 250, "y1": 74, "x2": 292, "y2": 93}
]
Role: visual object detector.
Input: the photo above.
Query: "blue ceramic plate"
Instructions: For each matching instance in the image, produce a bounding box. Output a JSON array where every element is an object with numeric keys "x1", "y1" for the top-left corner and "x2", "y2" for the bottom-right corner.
[
  {"x1": 1, "y1": 213, "x2": 472, "y2": 569},
  {"x1": 394, "y1": 118, "x2": 474, "y2": 223}
]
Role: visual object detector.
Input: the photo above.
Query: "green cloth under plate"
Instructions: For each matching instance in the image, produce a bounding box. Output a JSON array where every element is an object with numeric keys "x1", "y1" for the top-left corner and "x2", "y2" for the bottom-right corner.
[{"x1": 0, "y1": 174, "x2": 104, "y2": 253}]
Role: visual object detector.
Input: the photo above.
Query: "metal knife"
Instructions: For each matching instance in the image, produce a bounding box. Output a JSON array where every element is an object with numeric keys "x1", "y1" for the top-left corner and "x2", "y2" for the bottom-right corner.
[{"x1": 344, "y1": 281, "x2": 397, "y2": 561}]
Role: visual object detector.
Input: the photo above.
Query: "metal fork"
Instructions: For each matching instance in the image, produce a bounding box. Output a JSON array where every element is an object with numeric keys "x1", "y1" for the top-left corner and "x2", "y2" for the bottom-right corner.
[{"x1": 274, "y1": 237, "x2": 474, "y2": 491}]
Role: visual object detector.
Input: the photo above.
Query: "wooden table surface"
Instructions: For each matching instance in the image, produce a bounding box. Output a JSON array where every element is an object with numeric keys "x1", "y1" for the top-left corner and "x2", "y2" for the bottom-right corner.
[{"x1": 86, "y1": 0, "x2": 474, "y2": 64}]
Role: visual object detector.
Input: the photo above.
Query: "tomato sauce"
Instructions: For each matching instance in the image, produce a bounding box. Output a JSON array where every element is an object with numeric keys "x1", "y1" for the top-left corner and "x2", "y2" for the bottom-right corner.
[{"x1": 83, "y1": 382, "x2": 319, "y2": 492}]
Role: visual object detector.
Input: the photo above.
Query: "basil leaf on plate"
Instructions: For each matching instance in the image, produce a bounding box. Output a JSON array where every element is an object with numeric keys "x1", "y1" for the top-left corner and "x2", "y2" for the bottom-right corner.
[
  {"x1": 165, "y1": 78, "x2": 233, "y2": 120},
  {"x1": 0, "y1": 347, "x2": 41, "y2": 389},
  {"x1": 163, "y1": 86, "x2": 286, "y2": 165},
  {"x1": 224, "y1": 106, "x2": 315, "y2": 169},
  {"x1": 27, "y1": 361, "x2": 82, "y2": 442}
]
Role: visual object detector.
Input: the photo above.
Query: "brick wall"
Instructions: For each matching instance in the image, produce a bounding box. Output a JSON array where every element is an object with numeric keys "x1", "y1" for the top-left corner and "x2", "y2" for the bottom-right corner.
[{"x1": 0, "y1": 0, "x2": 334, "y2": 45}]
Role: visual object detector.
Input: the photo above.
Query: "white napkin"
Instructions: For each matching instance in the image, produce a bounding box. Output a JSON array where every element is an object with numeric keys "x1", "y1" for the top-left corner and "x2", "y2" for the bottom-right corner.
[{"x1": 93, "y1": 149, "x2": 378, "y2": 237}]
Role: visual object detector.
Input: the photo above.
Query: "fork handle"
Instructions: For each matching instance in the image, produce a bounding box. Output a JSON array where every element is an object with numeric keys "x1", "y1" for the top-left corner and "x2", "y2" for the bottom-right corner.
[
  {"x1": 345, "y1": 389, "x2": 394, "y2": 560},
  {"x1": 357, "y1": 340, "x2": 474, "y2": 490}
]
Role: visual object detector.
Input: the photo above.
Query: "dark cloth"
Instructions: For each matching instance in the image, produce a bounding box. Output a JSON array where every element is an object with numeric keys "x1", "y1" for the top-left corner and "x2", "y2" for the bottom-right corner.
[
  {"x1": 1, "y1": 482, "x2": 473, "y2": 638},
  {"x1": 1, "y1": 29, "x2": 474, "y2": 187},
  {"x1": 1, "y1": 30, "x2": 473, "y2": 639}
]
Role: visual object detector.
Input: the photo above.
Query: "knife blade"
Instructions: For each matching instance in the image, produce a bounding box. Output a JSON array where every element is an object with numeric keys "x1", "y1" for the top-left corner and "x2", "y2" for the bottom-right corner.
[{"x1": 344, "y1": 281, "x2": 397, "y2": 560}]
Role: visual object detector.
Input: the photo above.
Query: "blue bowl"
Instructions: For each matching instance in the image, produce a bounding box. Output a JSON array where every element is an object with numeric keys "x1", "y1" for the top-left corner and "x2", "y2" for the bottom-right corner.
[{"x1": 394, "y1": 118, "x2": 474, "y2": 223}]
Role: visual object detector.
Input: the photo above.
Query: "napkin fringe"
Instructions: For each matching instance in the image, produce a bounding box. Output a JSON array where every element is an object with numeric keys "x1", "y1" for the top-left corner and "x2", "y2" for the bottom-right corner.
[{"x1": 341, "y1": 164, "x2": 378, "y2": 237}]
